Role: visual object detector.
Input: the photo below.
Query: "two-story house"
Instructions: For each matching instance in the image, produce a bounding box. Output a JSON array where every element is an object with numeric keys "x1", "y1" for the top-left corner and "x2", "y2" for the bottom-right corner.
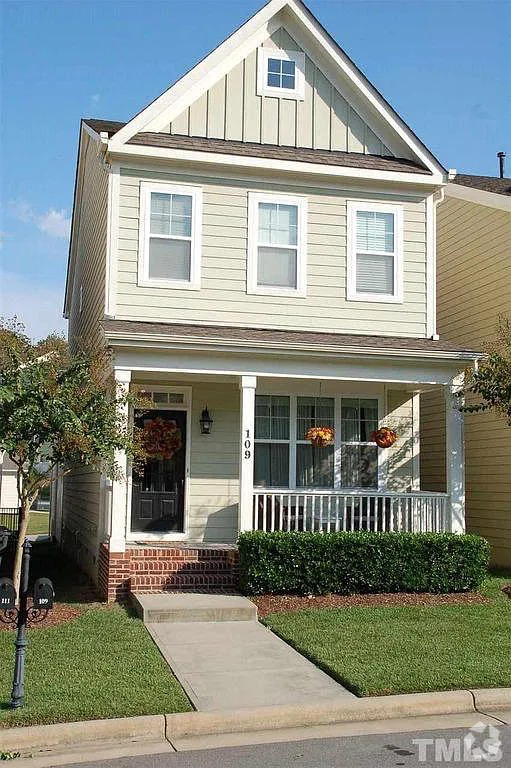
[
  {"x1": 421, "y1": 172, "x2": 511, "y2": 567},
  {"x1": 60, "y1": 0, "x2": 479, "y2": 600}
]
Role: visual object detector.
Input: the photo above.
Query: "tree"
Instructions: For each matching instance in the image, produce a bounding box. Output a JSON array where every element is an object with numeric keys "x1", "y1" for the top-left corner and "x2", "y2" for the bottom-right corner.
[
  {"x1": 461, "y1": 318, "x2": 511, "y2": 425},
  {"x1": 0, "y1": 318, "x2": 144, "y2": 597}
]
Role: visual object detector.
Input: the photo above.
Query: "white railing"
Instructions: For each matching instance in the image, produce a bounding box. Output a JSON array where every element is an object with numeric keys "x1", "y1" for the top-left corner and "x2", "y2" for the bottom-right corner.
[{"x1": 252, "y1": 490, "x2": 451, "y2": 534}]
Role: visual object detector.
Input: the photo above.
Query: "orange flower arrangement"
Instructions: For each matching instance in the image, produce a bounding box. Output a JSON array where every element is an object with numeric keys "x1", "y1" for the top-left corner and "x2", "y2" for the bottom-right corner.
[
  {"x1": 304, "y1": 426, "x2": 335, "y2": 447},
  {"x1": 140, "y1": 417, "x2": 182, "y2": 461},
  {"x1": 371, "y1": 427, "x2": 397, "y2": 448}
]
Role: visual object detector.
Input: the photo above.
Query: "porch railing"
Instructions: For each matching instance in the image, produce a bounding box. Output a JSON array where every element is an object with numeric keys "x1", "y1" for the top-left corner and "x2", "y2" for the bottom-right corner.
[{"x1": 252, "y1": 491, "x2": 450, "y2": 534}]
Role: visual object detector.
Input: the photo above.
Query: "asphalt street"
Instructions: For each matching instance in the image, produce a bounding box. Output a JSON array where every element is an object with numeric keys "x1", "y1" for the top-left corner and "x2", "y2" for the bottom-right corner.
[{"x1": 59, "y1": 724, "x2": 511, "y2": 768}]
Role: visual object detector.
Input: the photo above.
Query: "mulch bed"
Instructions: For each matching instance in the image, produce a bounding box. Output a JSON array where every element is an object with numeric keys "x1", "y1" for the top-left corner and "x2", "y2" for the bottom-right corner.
[
  {"x1": 0, "y1": 601, "x2": 84, "y2": 631},
  {"x1": 253, "y1": 591, "x2": 490, "y2": 618}
]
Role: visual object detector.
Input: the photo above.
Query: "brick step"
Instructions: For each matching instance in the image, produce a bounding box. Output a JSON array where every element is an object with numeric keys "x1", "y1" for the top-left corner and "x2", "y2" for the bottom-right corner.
[
  {"x1": 131, "y1": 572, "x2": 239, "y2": 592},
  {"x1": 130, "y1": 560, "x2": 236, "y2": 574}
]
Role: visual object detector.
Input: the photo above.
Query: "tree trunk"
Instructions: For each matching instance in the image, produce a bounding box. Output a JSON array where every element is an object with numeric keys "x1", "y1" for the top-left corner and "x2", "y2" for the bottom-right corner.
[{"x1": 12, "y1": 500, "x2": 31, "y2": 601}]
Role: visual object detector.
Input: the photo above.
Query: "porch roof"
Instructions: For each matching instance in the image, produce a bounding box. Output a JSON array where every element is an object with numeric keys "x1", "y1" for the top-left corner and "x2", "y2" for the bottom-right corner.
[{"x1": 102, "y1": 319, "x2": 480, "y2": 362}]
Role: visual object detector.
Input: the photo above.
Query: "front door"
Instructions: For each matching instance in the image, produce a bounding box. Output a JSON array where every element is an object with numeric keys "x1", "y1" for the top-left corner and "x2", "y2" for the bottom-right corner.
[{"x1": 131, "y1": 409, "x2": 187, "y2": 533}]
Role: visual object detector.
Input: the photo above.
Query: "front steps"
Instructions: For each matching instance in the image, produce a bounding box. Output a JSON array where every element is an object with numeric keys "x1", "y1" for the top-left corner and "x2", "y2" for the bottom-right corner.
[
  {"x1": 132, "y1": 592, "x2": 257, "y2": 623},
  {"x1": 99, "y1": 542, "x2": 240, "y2": 601}
]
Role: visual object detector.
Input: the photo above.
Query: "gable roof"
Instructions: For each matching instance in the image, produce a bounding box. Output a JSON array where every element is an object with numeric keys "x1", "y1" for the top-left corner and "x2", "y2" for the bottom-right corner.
[
  {"x1": 83, "y1": 119, "x2": 429, "y2": 175},
  {"x1": 451, "y1": 174, "x2": 511, "y2": 196},
  {"x1": 106, "y1": 0, "x2": 445, "y2": 179}
]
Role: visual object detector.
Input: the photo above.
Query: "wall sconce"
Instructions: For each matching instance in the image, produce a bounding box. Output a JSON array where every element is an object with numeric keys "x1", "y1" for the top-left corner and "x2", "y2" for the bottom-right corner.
[{"x1": 200, "y1": 406, "x2": 213, "y2": 435}]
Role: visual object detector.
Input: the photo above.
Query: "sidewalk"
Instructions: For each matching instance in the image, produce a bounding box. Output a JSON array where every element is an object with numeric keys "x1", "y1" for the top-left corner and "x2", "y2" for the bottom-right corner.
[{"x1": 134, "y1": 593, "x2": 354, "y2": 711}]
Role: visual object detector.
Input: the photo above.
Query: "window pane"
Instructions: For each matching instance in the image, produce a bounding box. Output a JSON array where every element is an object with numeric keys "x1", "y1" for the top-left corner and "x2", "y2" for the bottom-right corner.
[
  {"x1": 341, "y1": 445, "x2": 378, "y2": 488},
  {"x1": 171, "y1": 194, "x2": 192, "y2": 217},
  {"x1": 281, "y1": 60, "x2": 295, "y2": 76},
  {"x1": 297, "y1": 396, "x2": 334, "y2": 438},
  {"x1": 356, "y1": 211, "x2": 394, "y2": 252},
  {"x1": 148, "y1": 238, "x2": 191, "y2": 281},
  {"x1": 267, "y1": 72, "x2": 281, "y2": 87},
  {"x1": 281, "y1": 74, "x2": 295, "y2": 89},
  {"x1": 356, "y1": 253, "x2": 394, "y2": 295},
  {"x1": 341, "y1": 399, "x2": 378, "y2": 443},
  {"x1": 267, "y1": 58, "x2": 282, "y2": 74},
  {"x1": 296, "y1": 444, "x2": 334, "y2": 488},
  {"x1": 257, "y1": 246, "x2": 297, "y2": 288},
  {"x1": 255, "y1": 395, "x2": 289, "y2": 440},
  {"x1": 254, "y1": 443, "x2": 289, "y2": 488},
  {"x1": 258, "y1": 203, "x2": 297, "y2": 246},
  {"x1": 150, "y1": 193, "x2": 172, "y2": 235}
]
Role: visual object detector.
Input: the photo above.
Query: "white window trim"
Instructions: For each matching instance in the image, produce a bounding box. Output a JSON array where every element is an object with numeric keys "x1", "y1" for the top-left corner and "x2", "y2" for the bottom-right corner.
[
  {"x1": 254, "y1": 392, "x2": 384, "y2": 492},
  {"x1": 138, "y1": 181, "x2": 202, "y2": 290},
  {"x1": 346, "y1": 200, "x2": 404, "y2": 304},
  {"x1": 257, "y1": 47, "x2": 305, "y2": 100},
  {"x1": 247, "y1": 191, "x2": 307, "y2": 298}
]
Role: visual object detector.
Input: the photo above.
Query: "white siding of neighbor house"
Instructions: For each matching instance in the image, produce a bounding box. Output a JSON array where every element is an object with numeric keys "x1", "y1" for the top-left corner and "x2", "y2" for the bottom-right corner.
[
  {"x1": 165, "y1": 28, "x2": 394, "y2": 156},
  {"x1": 115, "y1": 166, "x2": 428, "y2": 337},
  {"x1": 421, "y1": 193, "x2": 511, "y2": 566},
  {"x1": 0, "y1": 456, "x2": 19, "y2": 509},
  {"x1": 64, "y1": 134, "x2": 109, "y2": 578}
]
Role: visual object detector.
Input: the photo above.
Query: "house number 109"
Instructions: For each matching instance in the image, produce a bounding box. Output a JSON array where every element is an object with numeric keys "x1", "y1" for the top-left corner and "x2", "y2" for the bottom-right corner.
[{"x1": 244, "y1": 429, "x2": 251, "y2": 459}]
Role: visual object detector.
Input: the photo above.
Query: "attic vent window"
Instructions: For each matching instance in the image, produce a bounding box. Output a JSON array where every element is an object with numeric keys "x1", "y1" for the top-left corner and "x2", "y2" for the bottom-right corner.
[{"x1": 257, "y1": 48, "x2": 305, "y2": 100}]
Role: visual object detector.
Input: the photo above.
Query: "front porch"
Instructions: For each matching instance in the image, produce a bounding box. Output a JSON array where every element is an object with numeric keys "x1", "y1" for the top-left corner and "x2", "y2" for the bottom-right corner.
[{"x1": 88, "y1": 322, "x2": 476, "y2": 599}]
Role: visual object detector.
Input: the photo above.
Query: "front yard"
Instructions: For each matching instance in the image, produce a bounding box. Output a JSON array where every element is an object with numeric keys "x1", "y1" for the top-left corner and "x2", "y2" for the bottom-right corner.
[
  {"x1": 0, "y1": 544, "x2": 191, "y2": 728},
  {"x1": 262, "y1": 571, "x2": 511, "y2": 696}
]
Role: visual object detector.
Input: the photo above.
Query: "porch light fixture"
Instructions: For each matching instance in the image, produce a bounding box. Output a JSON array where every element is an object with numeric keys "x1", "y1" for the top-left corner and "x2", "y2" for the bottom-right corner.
[{"x1": 200, "y1": 406, "x2": 213, "y2": 435}]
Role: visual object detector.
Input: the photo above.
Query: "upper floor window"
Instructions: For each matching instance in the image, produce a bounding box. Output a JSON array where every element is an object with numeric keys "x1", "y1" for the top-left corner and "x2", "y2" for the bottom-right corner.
[
  {"x1": 247, "y1": 192, "x2": 307, "y2": 297},
  {"x1": 346, "y1": 201, "x2": 403, "y2": 303},
  {"x1": 257, "y1": 48, "x2": 305, "y2": 100},
  {"x1": 138, "y1": 182, "x2": 202, "y2": 290}
]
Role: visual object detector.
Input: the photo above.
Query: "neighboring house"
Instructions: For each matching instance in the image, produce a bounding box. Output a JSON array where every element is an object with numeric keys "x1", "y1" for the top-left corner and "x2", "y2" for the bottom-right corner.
[
  {"x1": 60, "y1": 0, "x2": 479, "y2": 600},
  {"x1": 421, "y1": 173, "x2": 511, "y2": 567},
  {"x1": 0, "y1": 454, "x2": 18, "y2": 509}
]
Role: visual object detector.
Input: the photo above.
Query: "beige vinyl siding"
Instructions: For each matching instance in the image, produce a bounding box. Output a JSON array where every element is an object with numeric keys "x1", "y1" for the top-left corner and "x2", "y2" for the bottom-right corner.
[
  {"x1": 68, "y1": 134, "x2": 108, "y2": 350},
  {"x1": 187, "y1": 382, "x2": 239, "y2": 543},
  {"x1": 62, "y1": 466, "x2": 101, "y2": 578},
  {"x1": 116, "y1": 166, "x2": 428, "y2": 337},
  {"x1": 423, "y1": 194, "x2": 511, "y2": 565},
  {"x1": 420, "y1": 389, "x2": 446, "y2": 493},
  {"x1": 386, "y1": 391, "x2": 414, "y2": 491},
  {"x1": 64, "y1": 134, "x2": 109, "y2": 578},
  {"x1": 165, "y1": 27, "x2": 394, "y2": 156}
]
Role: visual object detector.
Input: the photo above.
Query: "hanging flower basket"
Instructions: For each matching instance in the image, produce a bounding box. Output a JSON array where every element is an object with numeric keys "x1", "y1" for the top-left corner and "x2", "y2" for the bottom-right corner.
[
  {"x1": 304, "y1": 426, "x2": 335, "y2": 447},
  {"x1": 140, "y1": 417, "x2": 182, "y2": 461},
  {"x1": 371, "y1": 427, "x2": 398, "y2": 449}
]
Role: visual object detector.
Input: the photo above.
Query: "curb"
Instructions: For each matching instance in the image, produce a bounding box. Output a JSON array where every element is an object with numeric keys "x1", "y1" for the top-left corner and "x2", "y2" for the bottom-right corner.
[{"x1": 2, "y1": 688, "x2": 511, "y2": 754}]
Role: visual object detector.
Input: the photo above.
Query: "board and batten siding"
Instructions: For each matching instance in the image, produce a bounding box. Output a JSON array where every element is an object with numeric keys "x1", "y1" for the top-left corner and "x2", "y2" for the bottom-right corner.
[
  {"x1": 116, "y1": 166, "x2": 428, "y2": 337},
  {"x1": 164, "y1": 28, "x2": 395, "y2": 157},
  {"x1": 421, "y1": 194, "x2": 511, "y2": 566},
  {"x1": 64, "y1": 134, "x2": 109, "y2": 577}
]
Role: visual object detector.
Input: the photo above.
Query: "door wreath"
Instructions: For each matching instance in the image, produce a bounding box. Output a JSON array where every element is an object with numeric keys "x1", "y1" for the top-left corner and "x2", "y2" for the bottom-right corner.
[{"x1": 140, "y1": 416, "x2": 183, "y2": 461}]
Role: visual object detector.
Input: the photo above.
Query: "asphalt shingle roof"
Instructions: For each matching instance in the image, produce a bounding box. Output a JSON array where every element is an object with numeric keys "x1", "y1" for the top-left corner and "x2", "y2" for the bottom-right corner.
[
  {"x1": 452, "y1": 174, "x2": 511, "y2": 196},
  {"x1": 83, "y1": 118, "x2": 430, "y2": 175}
]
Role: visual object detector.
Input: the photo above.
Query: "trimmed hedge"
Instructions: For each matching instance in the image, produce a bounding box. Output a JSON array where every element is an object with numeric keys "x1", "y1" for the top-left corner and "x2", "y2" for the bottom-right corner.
[{"x1": 238, "y1": 531, "x2": 490, "y2": 595}]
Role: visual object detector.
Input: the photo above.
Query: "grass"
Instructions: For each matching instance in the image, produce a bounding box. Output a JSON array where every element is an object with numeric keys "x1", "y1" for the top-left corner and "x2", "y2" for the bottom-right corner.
[
  {"x1": 263, "y1": 571, "x2": 511, "y2": 697},
  {"x1": 0, "y1": 544, "x2": 192, "y2": 728},
  {"x1": 27, "y1": 511, "x2": 49, "y2": 536}
]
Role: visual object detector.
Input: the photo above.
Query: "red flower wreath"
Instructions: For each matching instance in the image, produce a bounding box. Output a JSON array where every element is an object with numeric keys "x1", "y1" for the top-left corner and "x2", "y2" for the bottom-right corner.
[{"x1": 140, "y1": 417, "x2": 182, "y2": 461}]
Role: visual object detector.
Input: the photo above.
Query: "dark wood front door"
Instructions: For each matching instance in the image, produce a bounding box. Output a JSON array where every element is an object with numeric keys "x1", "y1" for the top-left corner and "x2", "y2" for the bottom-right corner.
[{"x1": 131, "y1": 409, "x2": 186, "y2": 533}]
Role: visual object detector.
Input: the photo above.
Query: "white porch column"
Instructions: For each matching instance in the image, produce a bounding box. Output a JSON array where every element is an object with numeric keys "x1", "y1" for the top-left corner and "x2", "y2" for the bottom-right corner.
[
  {"x1": 109, "y1": 368, "x2": 131, "y2": 553},
  {"x1": 445, "y1": 376, "x2": 465, "y2": 533},
  {"x1": 239, "y1": 375, "x2": 257, "y2": 532}
]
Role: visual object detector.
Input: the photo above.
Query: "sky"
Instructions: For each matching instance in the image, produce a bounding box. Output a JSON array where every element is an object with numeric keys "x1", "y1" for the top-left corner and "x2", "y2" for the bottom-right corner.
[{"x1": 1, "y1": 0, "x2": 509, "y2": 339}]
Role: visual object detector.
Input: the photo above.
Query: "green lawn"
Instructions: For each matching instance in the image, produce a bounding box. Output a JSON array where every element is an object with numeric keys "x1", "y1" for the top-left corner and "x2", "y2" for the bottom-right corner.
[
  {"x1": 0, "y1": 544, "x2": 192, "y2": 728},
  {"x1": 27, "y1": 511, "x2": 49, "y2": 536},
  {"x1": 263, "y1": 572, "x2": 511, "y2": 697}
]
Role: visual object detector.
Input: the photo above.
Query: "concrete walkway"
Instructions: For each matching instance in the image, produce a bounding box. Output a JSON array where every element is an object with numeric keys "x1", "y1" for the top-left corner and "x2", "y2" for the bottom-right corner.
[{"x1": 133, "y1": 593, "x2": 355, "y2": 712}]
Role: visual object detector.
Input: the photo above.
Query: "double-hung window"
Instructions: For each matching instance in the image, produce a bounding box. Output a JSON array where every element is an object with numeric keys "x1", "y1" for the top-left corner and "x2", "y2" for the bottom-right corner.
[
  {"x1": 139, "y1": 182, "x2": 202, "y2": 289},
  {"x1": 247, "y1": 193, "x2": 307, "y2": 296},
  {"x1": 253, "y1": 394, "x2": 380, "y2": 490},
  {"x1": 257, "y1": 49, "x2": 305, "y2": 100},
  {"x1": 347, "y1": 201, "x2": 403, "y2": 302}
]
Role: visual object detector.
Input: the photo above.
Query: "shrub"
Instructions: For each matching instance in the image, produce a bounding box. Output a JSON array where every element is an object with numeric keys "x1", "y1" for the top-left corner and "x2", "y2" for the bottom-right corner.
[{"x1": 238, "y1": 531, "x2": 490, "y2": 595}]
